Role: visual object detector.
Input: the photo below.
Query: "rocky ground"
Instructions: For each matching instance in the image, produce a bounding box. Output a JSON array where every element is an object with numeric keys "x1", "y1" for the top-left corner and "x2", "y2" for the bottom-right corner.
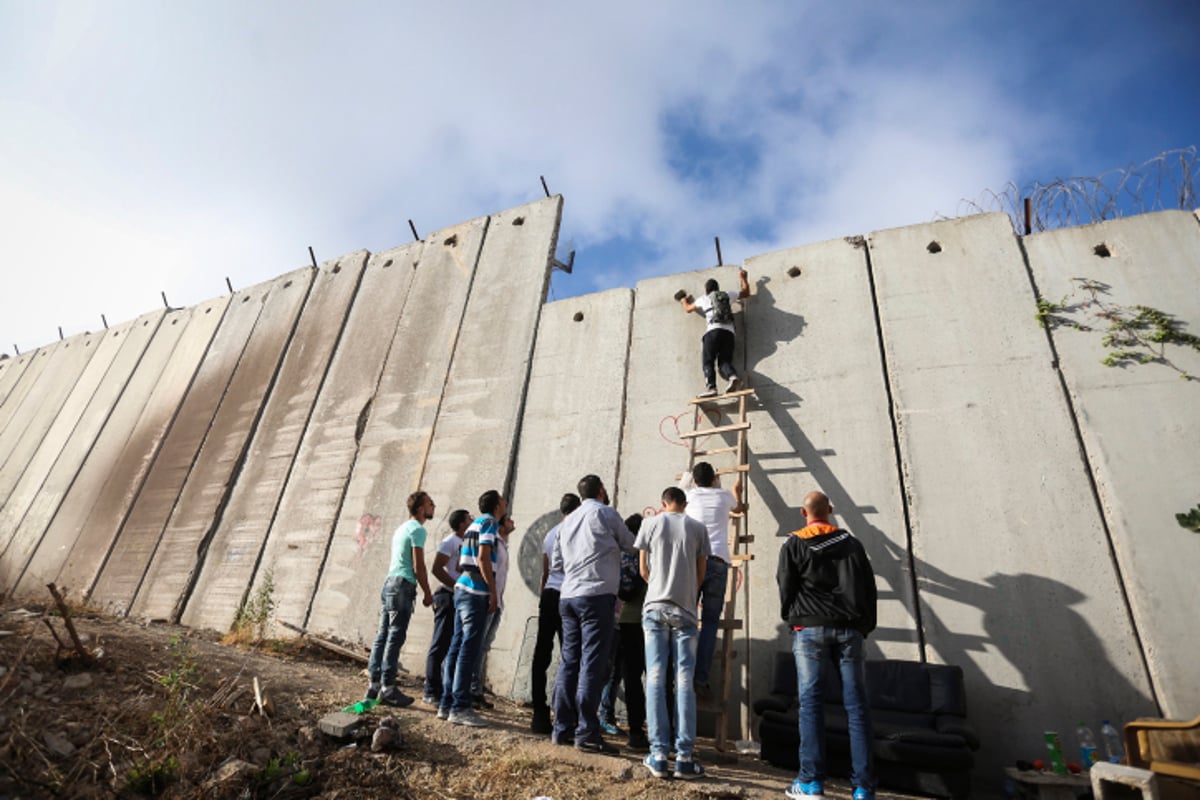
[{"x1": 0, "y1": 599, "x2": 908, "y2": 799}]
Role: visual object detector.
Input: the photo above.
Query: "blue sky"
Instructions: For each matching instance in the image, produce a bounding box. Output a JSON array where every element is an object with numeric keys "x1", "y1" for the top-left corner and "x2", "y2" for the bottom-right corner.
[{"x1": 2, "y1": 0, "x2": 1197, "y2": 351}]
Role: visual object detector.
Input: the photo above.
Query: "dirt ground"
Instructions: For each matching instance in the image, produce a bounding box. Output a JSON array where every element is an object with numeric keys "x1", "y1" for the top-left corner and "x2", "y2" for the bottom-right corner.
[{"x1": 0, "y1": 600, "x2": 908, "y2": 800}]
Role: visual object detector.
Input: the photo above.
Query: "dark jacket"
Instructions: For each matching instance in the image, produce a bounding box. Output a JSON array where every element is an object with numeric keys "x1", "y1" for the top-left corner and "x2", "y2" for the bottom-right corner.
[{"x1": 777, "y1": 523, "x2": 877, "y2": 635}]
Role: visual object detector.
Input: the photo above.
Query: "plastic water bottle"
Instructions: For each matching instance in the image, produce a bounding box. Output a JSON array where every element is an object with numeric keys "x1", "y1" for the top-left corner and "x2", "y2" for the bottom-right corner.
[
  {"x1": 1076, "y1": 722, "x2": 1099, "y2": 767},
  {"x1": 1101, "y1": 720, "x2": 1123, "y2": 763}
]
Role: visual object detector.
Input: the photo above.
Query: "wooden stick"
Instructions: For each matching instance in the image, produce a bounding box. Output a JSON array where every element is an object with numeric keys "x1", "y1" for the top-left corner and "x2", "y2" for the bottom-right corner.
[{"x1": 46, "y1": 583, "x2": 96, "y2": 666}]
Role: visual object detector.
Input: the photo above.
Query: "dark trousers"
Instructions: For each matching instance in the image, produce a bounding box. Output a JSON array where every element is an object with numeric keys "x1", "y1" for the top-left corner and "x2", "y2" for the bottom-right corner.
[
  {"x1": 531, "y1": 587, "x2": 562, "y2": 712},
  {"x1": 618, "y1": 621, "x2": 646, "y2": 734},
  {"x1": 423, "y1": 588, "x2": 455, "y2": 698},
  {"x1": 701, "y1": 328, "x2": 737, "y2": 389},
  {"x1": 553, "y1": 594, "x2": 615, "y2": 746}
]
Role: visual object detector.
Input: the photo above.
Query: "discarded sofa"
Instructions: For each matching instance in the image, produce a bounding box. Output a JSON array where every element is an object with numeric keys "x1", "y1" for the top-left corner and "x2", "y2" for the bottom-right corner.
[{"x1": 755, "y1": 653, "x2": 980, "y2": 799}]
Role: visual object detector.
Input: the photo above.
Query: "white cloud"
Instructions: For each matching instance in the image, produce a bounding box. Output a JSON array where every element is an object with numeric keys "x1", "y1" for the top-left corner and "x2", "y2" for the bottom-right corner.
[{"x1": 0, "y1": 1, "x2": 1191, "y2": 349}]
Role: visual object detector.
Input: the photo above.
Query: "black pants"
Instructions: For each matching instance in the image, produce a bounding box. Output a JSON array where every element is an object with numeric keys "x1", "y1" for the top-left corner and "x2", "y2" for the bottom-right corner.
[
  {"x1": 423, "y1": 589, "x2": 455, "y2": 698},
  {"x1": 701, "y1": 328, "x2": 737, "y2": 389},
  {"x1": 531, "y1": 587, "x2": 562, "y2": 712},
  {"x1": 618, "y1": 621, "x2": 646, "y2": 734}
]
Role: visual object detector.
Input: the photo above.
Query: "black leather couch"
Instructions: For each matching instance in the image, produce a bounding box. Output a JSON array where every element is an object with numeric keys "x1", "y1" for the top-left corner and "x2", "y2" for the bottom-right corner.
[{"x1": 755, "y1": 653, "x2": 980, "y2": 799}]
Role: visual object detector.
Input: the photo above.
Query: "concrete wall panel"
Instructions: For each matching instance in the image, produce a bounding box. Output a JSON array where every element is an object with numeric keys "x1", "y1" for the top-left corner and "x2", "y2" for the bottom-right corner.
[
  {"x1": 0, "y1": 333, "x2": 98, "y2": 501},
  {"x1": 742, "y1": 239, "x2": 920, "y2": 700},
  {"x1": 248, "y1": 243, "x2": 422, "y2": 634},
  {"x1": 0, "y1": 311, "x2": 165, "y2": 592},
  {"x1": 0, "y1": 345, "x2": 61, "y2": 442},
  {"x1": 0, "y1": 323, "x2": 137, "y2": 568},
  {"x1": 0, "y1": 352, "x2": 34, "y2": 412},
  {"x1": 1024, "y1": 210, "x2": 1200, "y2": 717},
  {"x1": 304, "y1": 217, "x2": 489, "y2": 642},
  {"x1": 869, "y1": 213, "x2": 1156, "y2": 786},
  {"x1": 396, "y1": 197, "x2": 560, "y2": 663},
  {"x1": 493, "y1": 288, "x2": 633, "y2": 699},
  {"x1": 130, "y1": 267, "x2": 314, "y2": 621},
  {"x1": 180, "y1": 252, "x2": 368, "y2": 632},
  {"x1": 88, "y1": 279, "x2": 277, "y2": 615},
  {"x1": 54, "y1": 298, "x2": 229, "y2": 603}
]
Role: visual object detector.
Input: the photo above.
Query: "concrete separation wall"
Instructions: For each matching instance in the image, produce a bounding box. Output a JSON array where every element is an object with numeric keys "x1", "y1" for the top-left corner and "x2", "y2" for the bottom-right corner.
[
  {"x1": 498, "y1": 287, "x2": 633, "y2": 700},
  {"x1": 2, "y1": 200, "x2": 1196, "y2": 796},
  {"x1": 1024, "y1": 210, "x2": 1200, "y2": 718},
  {"x1": 868, "y1": 213, "x2": 1157, "y2": 783}
]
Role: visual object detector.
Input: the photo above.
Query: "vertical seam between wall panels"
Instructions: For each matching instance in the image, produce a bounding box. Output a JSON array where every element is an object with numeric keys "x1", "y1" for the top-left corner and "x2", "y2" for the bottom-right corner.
[
  {"x1": 302, "y1": 241, "x2": 437, "y2": 629},
  {"x1": 238, "y1": 254, "x2": 371, "y2": 626},
  {"x1": 1015, "y1": 235, "x2": 1162, "y2": 714},
  {"x1": 173, "y1": 269, "x2": 319, "y2": 623},
  {"x1": 862, "y1": 237, "x2": 928, "y2": 661},
  {"x1": 610, "y1": 290, "x2": 636, "y2": 505}
]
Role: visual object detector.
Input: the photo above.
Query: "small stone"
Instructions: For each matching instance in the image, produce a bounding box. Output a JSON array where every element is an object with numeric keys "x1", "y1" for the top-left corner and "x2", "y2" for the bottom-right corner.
[
  {"x1": 28, "y1": 670, "x2": 42, "y2": 684},
  {"x1": 63, "y1": 673, "x2": 93, "y2": 690},
  {"x1": 43, "y1": 731, "x2": 75, "y2": 757},
  {"x1": 252, "y1": 747, "x2": 272, "y2": 766},
  {"x1": 371, "y1": 725, "x2": 397, "y2": 752}
]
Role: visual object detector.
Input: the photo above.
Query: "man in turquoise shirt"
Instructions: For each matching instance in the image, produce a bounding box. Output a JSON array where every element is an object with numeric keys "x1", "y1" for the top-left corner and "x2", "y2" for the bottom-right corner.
[{"x1": 366, "y1": 490, "x2": 436, "y2": 706}]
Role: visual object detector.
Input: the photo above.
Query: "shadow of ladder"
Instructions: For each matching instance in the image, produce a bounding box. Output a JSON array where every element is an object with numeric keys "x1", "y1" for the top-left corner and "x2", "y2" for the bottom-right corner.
[{"x1": 679, "y1": 386, "x2": 755, "y2": 750}]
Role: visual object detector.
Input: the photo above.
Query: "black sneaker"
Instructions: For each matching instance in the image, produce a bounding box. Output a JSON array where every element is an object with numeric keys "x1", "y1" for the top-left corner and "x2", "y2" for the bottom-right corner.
[
  {"x1": 627, "y1": 732, "x2": 651, "y2": 752},
  {"x1": 472, "y1": 694, "x2": 494, "y2": 710},
  {"x1": 379, "y1": 687, "x2": 415, "y2": 708},
  {"x1": 364, "y1": 683, "x2": 381, "y2": 701},
  {"x1": 530, "y1": 708, "x2": 553, "y2": 734},
  {"x1": 576, "y1": 739, "x2": 620, "y2": 755}
]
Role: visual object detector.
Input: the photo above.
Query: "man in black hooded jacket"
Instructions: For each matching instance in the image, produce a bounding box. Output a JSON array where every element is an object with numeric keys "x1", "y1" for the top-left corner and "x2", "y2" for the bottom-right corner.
[{"x1": 776, "y1": 491, "x2": 877, "y2": 800}]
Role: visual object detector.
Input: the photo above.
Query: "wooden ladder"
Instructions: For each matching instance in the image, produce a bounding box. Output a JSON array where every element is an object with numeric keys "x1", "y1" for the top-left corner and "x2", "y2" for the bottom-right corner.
[{"x1": 679, "y1": 386, "x2": 754, "y2": 750}]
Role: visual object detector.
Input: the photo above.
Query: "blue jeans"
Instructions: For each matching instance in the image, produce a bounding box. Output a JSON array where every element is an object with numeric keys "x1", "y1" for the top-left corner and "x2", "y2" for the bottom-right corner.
[
  {"x1": 553, "y1": 594, "x2": 615, "y2": 745},
  {"x1": 366, "y1": 575, "x2": 417, "y2": 686},
  {"x1": 423, "y1": 589, "x2": 455, "y2": 698},
  {"x1": 441, "y1": 589, "x2": 489, "y2": 713},
  {"x1": 695, "y1": 556, "x2": 728, "y2": 686},
  {"x1": 470, "y1": 607, "x2": 502, "y2": 696},
  {"x1": 793, "y1": 627, "x2": 874, "y2": 791},
  {"x1": 643, "y1": 606, "x2": 699, "y2": 759}
]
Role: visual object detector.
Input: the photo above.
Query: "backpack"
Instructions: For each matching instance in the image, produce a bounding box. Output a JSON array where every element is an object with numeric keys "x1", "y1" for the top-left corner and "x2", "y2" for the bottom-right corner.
[{"x1": 707, "y1": 290, "x2": 734, "y2": 325}]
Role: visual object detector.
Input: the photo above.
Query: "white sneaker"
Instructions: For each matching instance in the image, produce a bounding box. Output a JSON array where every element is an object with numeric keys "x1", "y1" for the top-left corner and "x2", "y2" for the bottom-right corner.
[
  {"x1": 698, "y1": 386, "x2": 718, "y2": 398},
  {"x1": 448, "y1": 708, "x2": 489, "y2": 728},
  {"x1": 725, "y1": 375, "x2": 741, "y2": 393}
]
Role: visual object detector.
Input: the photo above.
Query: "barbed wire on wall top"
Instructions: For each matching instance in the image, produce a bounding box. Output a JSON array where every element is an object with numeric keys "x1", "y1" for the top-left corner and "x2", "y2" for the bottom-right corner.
[{"x1": 950, "y1": 146, "x2": 1198, "y2": 234}]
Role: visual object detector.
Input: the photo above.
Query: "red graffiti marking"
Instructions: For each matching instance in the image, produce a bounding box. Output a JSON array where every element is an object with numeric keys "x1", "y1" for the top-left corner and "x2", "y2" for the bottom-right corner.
[{"x1": 355, "y1": 513, "x2": 382, "y2": 559}]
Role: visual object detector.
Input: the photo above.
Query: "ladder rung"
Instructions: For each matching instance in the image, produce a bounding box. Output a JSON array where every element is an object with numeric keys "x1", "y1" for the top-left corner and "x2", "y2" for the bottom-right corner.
[
  {"x1": 680, "y1": 421, "x2": 751, "y2": 439},
  {"x1": 715, "y1": 464, "x2": 749, "y2": 475},
  {"x1": 729, "y1": 553, "x2": 754, "y2": 563},
  {"x1": 716, "y1": 618, "x2": 743, "y2": 630},
  {"x1": 689, "y1": 388, "x2": 756, "y2": 405},
  {"x1": 735, "y1": 535, "x2": 754, "y2": 544},
  {"x1": 694, "y1": 445, "x2": 738, "y2": 456}
]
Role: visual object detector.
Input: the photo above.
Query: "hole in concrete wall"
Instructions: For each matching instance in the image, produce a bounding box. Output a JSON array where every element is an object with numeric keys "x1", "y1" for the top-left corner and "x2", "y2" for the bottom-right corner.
[
  {"x1": 242, "y1": 296, "x2": 250, "y2": 302},
  {"x1": 332, "y1": 263, "x2": 342, "y2": 274},
  {"x1": 383, "y1": 259, "x2": 393, "y2": 268},
  {"x1": 927, "y1": 241, "x2": 942, "y2": 254},
  {"x1": 844, "y1": 235, "x2": 866, "y2": 249},
  {"x1": 412, "y1": 260, "x2": 419, "y2": 269},
  {"x1": 512, "y1": 216, "x2": 525, "y2": 226},
  {"x1": 205, "y1": 307, "x2": 212, "y2": 313},
  {"x1": 1094, "y1": 243, "x2": 1112, "y2": 257},
  {"x1": 573, "y1": 311, "x2": 584, "y2": 322},
  {"x1": 143, "y1": 320, "x2": 149, "y2": 326},
  {"x1": 444, "y1": 234, "x2": 458, "y2": 247},
  {"x1": 787, "y1": 266, "x2": 802, "y2": 278},
  {"x1": 172, "y1": 318, "x2": 179, "y2": 325},
  {"x1": 283, "y1": 280, "x2": 293, "y2": 288},
  {"x1": 113, "y1": 331, "x2": 120, "y2": 337}
]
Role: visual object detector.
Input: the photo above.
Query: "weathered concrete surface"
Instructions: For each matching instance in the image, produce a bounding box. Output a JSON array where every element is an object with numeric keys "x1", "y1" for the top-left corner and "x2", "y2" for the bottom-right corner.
[
  {"x1": 395, "y1": 196, "x2": 560, "y2": 663},
  {"x1": 88, "y1": 279, "x2": 277, "y2": 615},
  {"x1": 0, "y1": 344, "x2": 58, "y2": 440},
  {"x1": 248, "y1": 243, "x2": 422, "y2": 635},
  {"x1": 0, "y1": 333, "x2": 98, "y2": 504},
  {"x1": 0, "y1": 311, "x2": 166, "y2": 591},
  {"x1": 0, "y1": 321, "x2": 143, "y2": 570},
  {"x1": 495, "y1": 288, "x2": 633, "y2": 699},
  {"x1": 1024, "y1": 210, "x2": 1200, "y2": 718},
  {"x1": 0, "y1": 352, "x2": 34, "y2": 412},
  {"x1": 869, "y1": 213, "x2": 1157, "y2": 788},
  {"x1": 304, "y1": 216, "x2": 489, "y2": 643},
  {"x1": 180, "y1": 253, "x2": 367, "y2": 632},
  {"x1": 742, "y1": 239, "x2": 921, "y2": 697},
  {"x1": 130, "y1": 267, "x2": 314, "y2": 622},
  {"x1": 53, "y1": 299, "x2": 229, "y2": 603}
]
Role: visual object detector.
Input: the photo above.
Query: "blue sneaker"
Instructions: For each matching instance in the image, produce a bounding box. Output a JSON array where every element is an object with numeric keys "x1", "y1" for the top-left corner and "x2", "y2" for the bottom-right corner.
[
  {"x1": 853, "y1": 789, "x2": 875, "y2": 800},
  {"x1": 643, "y1": 753, "x2": 669, "y2": 779},
  {"x1": 786, "y1": 780, "x2": 824, "y2": 799},
  {"x1": 674, "y1": 759, "x2": 706, "y2": 780},
  {"x1": 600, "y1": 720, "x2": 623, "y2": 736}
]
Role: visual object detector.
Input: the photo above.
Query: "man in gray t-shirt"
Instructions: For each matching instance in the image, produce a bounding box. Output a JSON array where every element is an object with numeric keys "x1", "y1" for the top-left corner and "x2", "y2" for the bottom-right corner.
[{"x1": 634, "y1": 486, "x2": 711, "y2": 780}]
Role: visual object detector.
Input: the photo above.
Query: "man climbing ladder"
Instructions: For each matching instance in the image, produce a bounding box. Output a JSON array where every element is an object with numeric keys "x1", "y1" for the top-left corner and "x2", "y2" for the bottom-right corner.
[{"x1": 677, "y1": 267, "x2": 752, "y2": 398}]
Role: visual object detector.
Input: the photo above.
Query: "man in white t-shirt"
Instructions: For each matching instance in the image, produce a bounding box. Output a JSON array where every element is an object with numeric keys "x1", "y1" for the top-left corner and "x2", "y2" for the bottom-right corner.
[
  {"x1": 422, "y1": 508, "x2": 472, "y2": 704},
  {"x1": 530, "y1": 493, "x2": 581, "y2": 734},
  {"x1": 679, "y1": 268, "x2": 751, "y2": 398},
  {"x1": 684, "y1": 461, "x2": 745, "y2": 697},
  {"x1": 470, "y1": 511, "x2": 514, "y2": 708}
]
